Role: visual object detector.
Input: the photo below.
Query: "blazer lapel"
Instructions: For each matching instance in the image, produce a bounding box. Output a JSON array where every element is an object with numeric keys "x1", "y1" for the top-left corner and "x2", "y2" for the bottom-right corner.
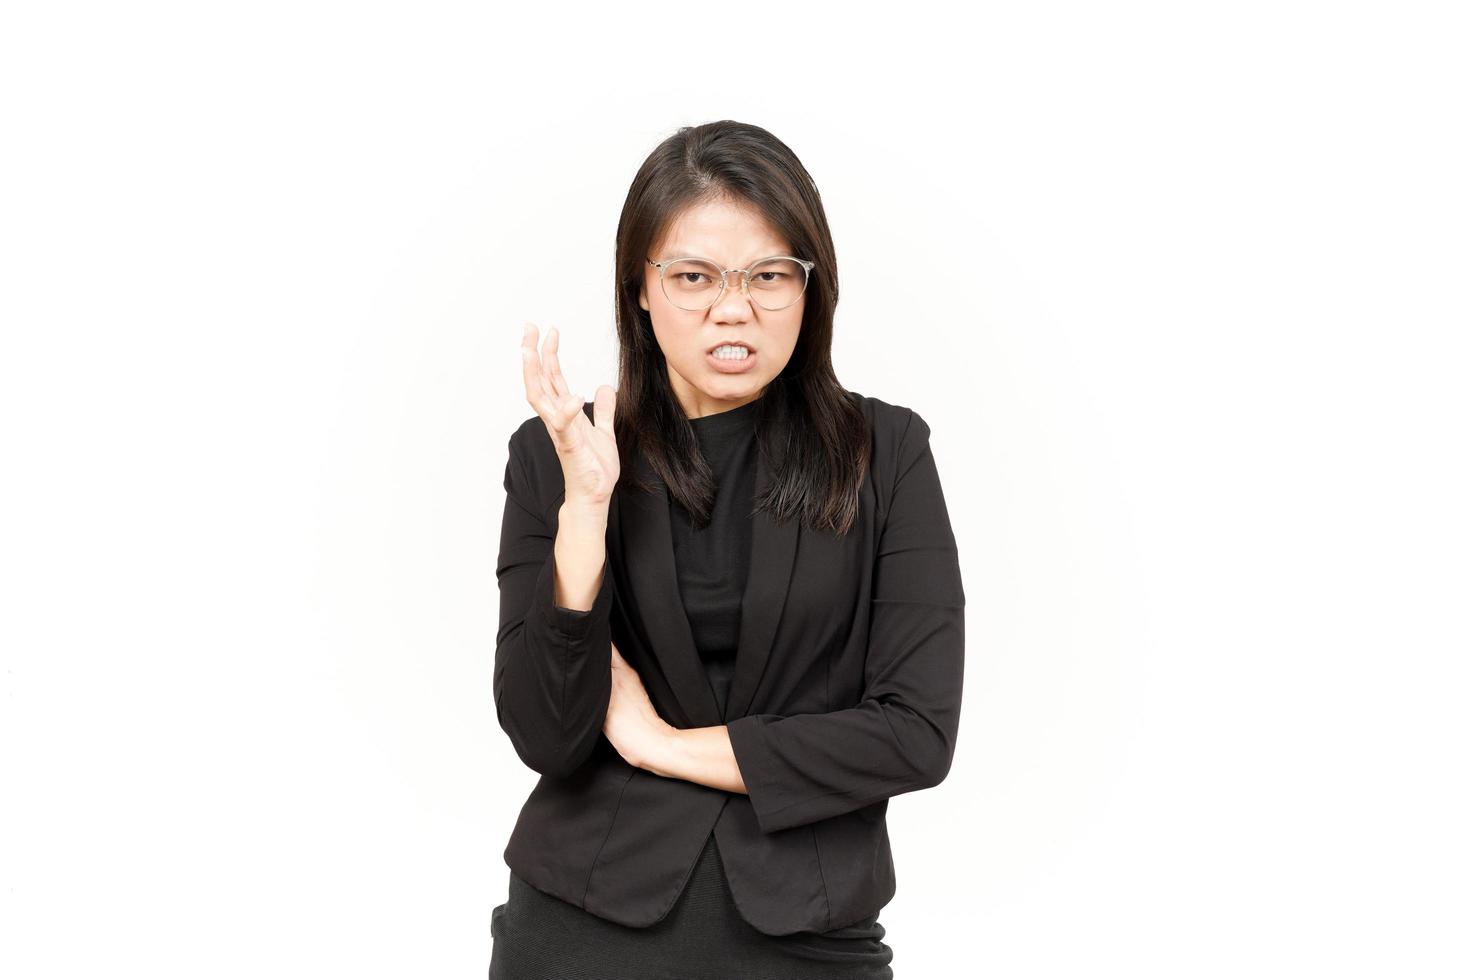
[
  {"x1": 726, "y1": 442, "x2": 799, "y2": 723},
  {"x1": 613, "y1": 435, "x2": 799, "y2": 731}
]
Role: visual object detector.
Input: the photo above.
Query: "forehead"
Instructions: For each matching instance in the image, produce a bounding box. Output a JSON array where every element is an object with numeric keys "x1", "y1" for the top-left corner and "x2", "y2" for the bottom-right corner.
[{"x1": 653, "y1": 197, "x2": 792, "y2": 265}]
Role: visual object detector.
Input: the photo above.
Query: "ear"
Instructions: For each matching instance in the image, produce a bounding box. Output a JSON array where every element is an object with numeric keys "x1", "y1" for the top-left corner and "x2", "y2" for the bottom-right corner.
[{"x1": 638, "y1": 283, "x2": 649, "y2": 312}]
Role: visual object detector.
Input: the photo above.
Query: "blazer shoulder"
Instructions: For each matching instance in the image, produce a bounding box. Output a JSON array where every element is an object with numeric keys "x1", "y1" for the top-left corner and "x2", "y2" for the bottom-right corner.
[
  {"x1": 850, "y1": 391, "x2": 930, "y2": 459},
  {"x1": 848, "y1": 392, "x2": 936, "y2": 520}
]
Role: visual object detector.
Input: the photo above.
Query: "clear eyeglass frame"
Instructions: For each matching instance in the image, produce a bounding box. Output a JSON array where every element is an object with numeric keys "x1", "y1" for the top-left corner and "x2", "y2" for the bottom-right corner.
[{"x1": 645, "y1": 255, "x2": 816, "y2": 312}]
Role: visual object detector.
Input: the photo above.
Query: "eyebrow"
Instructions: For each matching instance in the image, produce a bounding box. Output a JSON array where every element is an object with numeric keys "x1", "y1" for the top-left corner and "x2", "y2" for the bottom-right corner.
[{"x1": 659, "y1": 249, "x2": 791, "y2": 266}]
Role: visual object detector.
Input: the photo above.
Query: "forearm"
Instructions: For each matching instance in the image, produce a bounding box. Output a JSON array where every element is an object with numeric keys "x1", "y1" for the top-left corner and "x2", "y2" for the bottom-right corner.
[
  {"x1": 642, "y1": 725, "x2": 749, "y2": 795},
  {"x1": 553, "y1": 500, "x2": 608, "y2": 610}
]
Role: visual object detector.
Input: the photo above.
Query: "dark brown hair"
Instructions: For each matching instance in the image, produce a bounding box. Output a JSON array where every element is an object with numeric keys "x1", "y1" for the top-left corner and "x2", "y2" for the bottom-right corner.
[{"x1": 612, "y1": 120, "x2": 870, "y2": 536}]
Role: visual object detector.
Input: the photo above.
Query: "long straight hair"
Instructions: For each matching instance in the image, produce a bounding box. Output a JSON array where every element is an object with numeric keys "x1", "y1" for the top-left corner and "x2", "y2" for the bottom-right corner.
[{"x1": 612, "y1": 120, "x2": 870, "y2": 536}]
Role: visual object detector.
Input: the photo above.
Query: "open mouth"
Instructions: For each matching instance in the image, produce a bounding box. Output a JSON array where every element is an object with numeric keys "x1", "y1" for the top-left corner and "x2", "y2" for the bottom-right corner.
[
  {"x1": 706, "y1": 343, "x2": 757, "y2": 372},
  {"x1": 708, "y1": 342, "x2": 755, "y2": 360}
]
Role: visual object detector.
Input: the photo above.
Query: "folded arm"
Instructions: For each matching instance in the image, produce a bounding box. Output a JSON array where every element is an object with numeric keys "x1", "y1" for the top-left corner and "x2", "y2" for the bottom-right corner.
[{"x1": 717, "y1": 410, "x2": 966, "y2": 834}]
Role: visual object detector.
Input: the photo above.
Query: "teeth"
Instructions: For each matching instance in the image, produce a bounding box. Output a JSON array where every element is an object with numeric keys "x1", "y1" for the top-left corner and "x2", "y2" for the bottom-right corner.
[{"x1": 712, "y1": 345, "x2": 750, "y2": 360}]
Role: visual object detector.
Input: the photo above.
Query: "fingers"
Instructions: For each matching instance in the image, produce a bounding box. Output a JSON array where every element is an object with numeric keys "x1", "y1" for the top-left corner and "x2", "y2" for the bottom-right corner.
[
  {"x1": 521, "y1": 322, "x2": 583, "y2": 441},
  {"x1": 541, "y1": 324, "x2": 572, "y2": 401},
  {"x1": 520, "y1": 323, "x2": 555, "y2": 415},
  {"x1": 547, "y1": 324, "x2": 588, "y2": 439}
]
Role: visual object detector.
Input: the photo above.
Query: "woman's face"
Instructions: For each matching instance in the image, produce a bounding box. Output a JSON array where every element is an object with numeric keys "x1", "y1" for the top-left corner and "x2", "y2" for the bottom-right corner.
[{"x1": 639, "y1": 196, "x2": 804, "y2": 419}]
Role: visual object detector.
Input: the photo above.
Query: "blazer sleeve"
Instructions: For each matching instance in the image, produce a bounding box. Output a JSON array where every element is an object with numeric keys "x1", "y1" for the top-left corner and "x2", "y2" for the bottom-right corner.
[
  {"x1": 726, "y1": 408, "x2": 965, "y2": 834},
  {"x1": 492, "y1": 420, "x2": 615, "y2": 779}
]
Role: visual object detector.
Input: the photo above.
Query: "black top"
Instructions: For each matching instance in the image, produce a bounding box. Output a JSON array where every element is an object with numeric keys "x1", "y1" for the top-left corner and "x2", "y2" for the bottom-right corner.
[
  {"x1": 490, "y1": 393, "x2": 895, "y2": 973},
  {"x1": 668, "y1": 396, "x2": 762, "y2": 720}
]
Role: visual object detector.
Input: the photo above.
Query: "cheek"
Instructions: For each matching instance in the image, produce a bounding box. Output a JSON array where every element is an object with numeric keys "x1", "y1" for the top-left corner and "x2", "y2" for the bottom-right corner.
[
  {"x1": 647, "y1": 318, "x2": 700, "y2": 368},
  {"x1": 773, "y1": 317, "x2": 804, "y2": 357}
]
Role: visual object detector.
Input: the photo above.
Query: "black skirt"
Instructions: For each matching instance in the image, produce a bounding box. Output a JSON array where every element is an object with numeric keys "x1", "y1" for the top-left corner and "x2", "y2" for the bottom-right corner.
[{"x1": 489, "y1": 830, "x2": 894, "y2": 980}]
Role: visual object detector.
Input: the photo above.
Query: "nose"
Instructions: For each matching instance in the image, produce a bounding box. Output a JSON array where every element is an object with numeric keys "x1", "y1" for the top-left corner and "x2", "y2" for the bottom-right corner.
[{"x1": 710, "y1": 272, "x2": 754, "y2": 321}]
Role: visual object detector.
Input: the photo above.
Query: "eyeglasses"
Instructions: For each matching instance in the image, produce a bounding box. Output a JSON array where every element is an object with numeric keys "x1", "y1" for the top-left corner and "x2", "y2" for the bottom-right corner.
[{"x1": 646, "y1": 254, "x2": 815, "y2": 312}]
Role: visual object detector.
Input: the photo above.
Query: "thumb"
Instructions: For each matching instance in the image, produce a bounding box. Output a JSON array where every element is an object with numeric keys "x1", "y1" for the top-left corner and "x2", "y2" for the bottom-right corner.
[{"x1": 593, "y1": 384, "x2": 617, "y2": 437}]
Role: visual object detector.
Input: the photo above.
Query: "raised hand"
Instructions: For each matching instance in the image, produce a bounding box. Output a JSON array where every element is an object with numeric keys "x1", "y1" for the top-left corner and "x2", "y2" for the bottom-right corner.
[{"x1": 520, "y1": 322, "x2": 619, "y2": 508}]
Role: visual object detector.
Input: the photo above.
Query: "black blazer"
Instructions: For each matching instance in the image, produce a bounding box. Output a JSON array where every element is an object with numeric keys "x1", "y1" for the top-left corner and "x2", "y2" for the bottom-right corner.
[{"x1": 493, "y1": 392, "x2": 965, "y2": 936}]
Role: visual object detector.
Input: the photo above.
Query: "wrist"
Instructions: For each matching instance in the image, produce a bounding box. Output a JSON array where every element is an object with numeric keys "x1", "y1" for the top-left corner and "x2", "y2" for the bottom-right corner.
[
  {"x1": 559, "y1": 499, "x2": 608, "y2": 529},
  {"x1": 643, "y1": 723, "x2": 683, "y2": 777}
]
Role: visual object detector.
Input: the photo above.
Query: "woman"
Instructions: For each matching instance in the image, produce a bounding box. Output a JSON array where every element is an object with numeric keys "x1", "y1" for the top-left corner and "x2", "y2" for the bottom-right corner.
[{"x1": 489, "y1": 120, "x2": 965, "y2": 979}]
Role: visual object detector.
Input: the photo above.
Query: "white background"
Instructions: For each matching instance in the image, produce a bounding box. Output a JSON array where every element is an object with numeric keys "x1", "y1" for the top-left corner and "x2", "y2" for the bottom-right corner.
[{"x1": 3, "y1": 2, "x2": 1467, "y2": 977}]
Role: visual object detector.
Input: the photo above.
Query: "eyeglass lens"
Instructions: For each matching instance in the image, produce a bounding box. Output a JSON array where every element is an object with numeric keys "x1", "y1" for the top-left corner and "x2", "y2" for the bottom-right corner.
[{"x1": 661, "y1": 258, "x2": 808, "y2": 312}]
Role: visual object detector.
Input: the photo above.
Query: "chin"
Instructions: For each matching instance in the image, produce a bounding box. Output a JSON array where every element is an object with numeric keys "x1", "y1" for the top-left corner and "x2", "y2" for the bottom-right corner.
[{"x1": 711, "y1": 375, "x2": 766, "y2": 391}]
